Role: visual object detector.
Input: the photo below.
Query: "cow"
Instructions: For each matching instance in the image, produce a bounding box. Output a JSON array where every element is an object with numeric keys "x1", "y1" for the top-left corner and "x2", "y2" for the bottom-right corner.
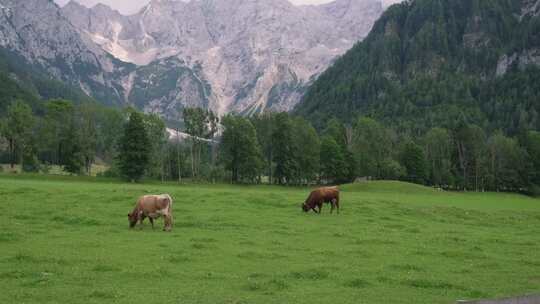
[
  {"x1": 301, "y1": 186, "x2": 340, "y2": 214},
  {"x1": 128, "y1": 194, "x2": 173, "y2": 231}
]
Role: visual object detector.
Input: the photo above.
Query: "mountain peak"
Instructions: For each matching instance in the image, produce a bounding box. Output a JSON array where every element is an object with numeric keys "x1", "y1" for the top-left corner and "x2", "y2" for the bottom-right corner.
[
  {"x1": 91, "y1": 2, "x2": 114, "y2": 11},
  {"x1": 63, "y1": 0, "x2": 85, "y2": 9},
  {"x1": 63, "y1": 0, "x2": 122, "y2": 16}
]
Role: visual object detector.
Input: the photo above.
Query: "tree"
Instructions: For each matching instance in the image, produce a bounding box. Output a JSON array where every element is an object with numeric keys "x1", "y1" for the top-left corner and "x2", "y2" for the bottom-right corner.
[
  {"x1": 379, "y1": 158, "x2": 406, "y2": 180},
  {"x1": 324, "y1": 118, "x2": 356, "y2": 182},
  {"x1": 39, "y1": 101, "x2": 94, "y2": 175},
  {"x1": 77, "y1": 103, "x2": 98, "y2": 175},
  {"x1": 206, "y1": 110, "x2": 219, "y2": 171},
  {"x1": 41, "y1": 99, "x2": 75, "y2": 166},
  {"x1": 424, "y1": 128, "x2": 453, "y2": 187},
  {"x1": 272, "y1": 113, "x2": 299, "y2": 185},
  {"x1": 324, "y1": 118, "x2": 348, "y2": 148},
  {"x1": 252, "y1": 113, "x2": 275, "y2": 183},
  {"x1": 162, "y1": 140, "x2": 188, "y2": 182},
  {"x1": 175, "y1": 127, "x2": 183, "y2": 183},
  {"x1": 320, "y1": 136, "x2": 347, "y2": 184},
  {"x1": 183, "y1": 108, "x2": 219, "y2": 179},
  {"x1": 95, "y1": 107, "x2": 124, "y2": 163},
  {"x1": 292, "y1": 117, "x2": 320, "y2": 184},
  {"x1": 400, "y1": 141, "x2": 427, "y2": 184},
  {"x1": 487, "y1": 133, "x2": 527, "y2": 191},
  {"x1": 524, "y1": 131, "x2": 540, "y2": 194},
  {"x1": 351, "y1": 117, "x2": 393, "y2": 179},
  {"x1": 62, "y1": 125, "x2": 84, "y2": 175},
  {"x1": 454, "y1": 124, "x2": 486, "y2": 191},
  {"x1": 117, "y1": 111, "x2": 151, "y2": 182},
  {"x1": 144, "y1": 113, "x2": 168, "y2": 181},
  {"x1": 1, "y1": 100, "x2": 35, "y2": 169},
  {"x1": 220, "y1": 115, "x2": 263, "y2": 183}
]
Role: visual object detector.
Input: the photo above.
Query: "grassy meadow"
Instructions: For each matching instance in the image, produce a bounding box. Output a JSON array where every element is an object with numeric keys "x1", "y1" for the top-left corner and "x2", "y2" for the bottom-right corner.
[{"x1": 0, "y1": 175, "x2": 539, "y2": 304}]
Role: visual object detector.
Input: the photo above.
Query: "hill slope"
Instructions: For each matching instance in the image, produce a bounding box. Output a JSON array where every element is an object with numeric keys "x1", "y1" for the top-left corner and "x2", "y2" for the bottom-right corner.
[{"x1": 296, "y1": 0, "x2": 540, "y2": 133}]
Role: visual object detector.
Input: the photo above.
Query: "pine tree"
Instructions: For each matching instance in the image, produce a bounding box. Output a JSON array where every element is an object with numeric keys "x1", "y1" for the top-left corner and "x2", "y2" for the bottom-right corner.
[{"x1": 117, "y1": 111, "x2": 151, "y2": 182}]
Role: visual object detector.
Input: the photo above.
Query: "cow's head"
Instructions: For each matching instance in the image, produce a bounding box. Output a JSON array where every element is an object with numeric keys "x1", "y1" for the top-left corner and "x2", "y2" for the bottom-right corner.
[
  {"x1": 128, "y1": 212, "x2": 138, "y2": 228},
  {"x1": 301, "y1": 203, "x2": 310, "y2": 212}
]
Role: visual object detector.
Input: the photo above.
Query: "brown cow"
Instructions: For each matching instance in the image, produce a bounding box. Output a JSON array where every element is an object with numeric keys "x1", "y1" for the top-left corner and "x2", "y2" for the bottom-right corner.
[
  {"x1": 128, "y1": 194, "x2": 173, "y2": 231},
  {"x1": 301, "y1": 186, "x2": 340, "y2": 214}
]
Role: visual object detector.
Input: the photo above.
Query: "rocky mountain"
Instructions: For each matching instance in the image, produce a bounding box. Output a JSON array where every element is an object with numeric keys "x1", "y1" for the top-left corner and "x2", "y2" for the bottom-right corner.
[
  {"x1": 296, "y1": 0, "x2": 540, "y2": 133},
  {"x1": 0, "y1": 0, "x2": 130, "y2": 105},
  {"x1": 60, "y1": 0, "x2": 392, "y2": 119},
  {"x1": 0, "y1": 0, "x2": 395, "y2": 120}
]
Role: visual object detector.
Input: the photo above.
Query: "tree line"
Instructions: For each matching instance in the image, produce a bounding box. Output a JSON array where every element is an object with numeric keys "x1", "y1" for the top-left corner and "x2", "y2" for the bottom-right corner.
[
  {"x1": 1, "y1": 100, "x2": 539, "y2": 195},
  {"x1": 220, "y1": 113, "x2": 540, "y2": 195}
]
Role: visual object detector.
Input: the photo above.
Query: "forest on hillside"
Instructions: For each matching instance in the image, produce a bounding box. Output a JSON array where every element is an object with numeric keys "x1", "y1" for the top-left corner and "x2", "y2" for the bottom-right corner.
[{"x1": 297, "y1": 0, "x2": 540, "y2": 135}]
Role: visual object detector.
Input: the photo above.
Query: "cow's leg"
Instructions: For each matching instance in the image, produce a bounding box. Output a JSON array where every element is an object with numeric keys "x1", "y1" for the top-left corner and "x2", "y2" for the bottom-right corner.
[
  {"x1": 139, "y1": 214, "x2": 146, "y2": 230},
  {"x1": 336, "y1": 197, "x2": 340, "y2": 214},
  {"x1": 163, "y1": 215, "x2": 167, "y2": 231},
  {"x1": 168, "y1": 213, "x2": 173, "y2": 230},
  {"x1": 330, "y1": 200, "x2": 335, "y2": 214},
  {"x1": 317, "y1": 203, "x2": 322, "y2": 214},
  {"x1": 149, "y1": 217, "x2": 154, "y2": 229},
  {"x1": 163, "y1": 215, "x2": 172, "y2": 232}
]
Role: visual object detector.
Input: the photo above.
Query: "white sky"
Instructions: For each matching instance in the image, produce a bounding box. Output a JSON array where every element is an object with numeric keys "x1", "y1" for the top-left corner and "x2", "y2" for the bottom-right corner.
[{"x1": 55, "y1": 0, "x2": 335, "y2": 15}]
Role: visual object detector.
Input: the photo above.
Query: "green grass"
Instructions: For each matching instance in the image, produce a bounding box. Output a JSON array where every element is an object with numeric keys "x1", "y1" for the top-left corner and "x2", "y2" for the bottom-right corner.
[{"x1": 0, "y1": 176, "x2": 539, "y2": 304}]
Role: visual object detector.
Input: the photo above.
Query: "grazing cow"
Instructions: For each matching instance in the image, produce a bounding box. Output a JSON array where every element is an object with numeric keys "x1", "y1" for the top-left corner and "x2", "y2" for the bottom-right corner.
[
  {"x1": 301, "y1": 186, "x2": 340, "y2": 214},
  {"x1": 128, "y1": 194, "x2": 173, "y2": 231}
]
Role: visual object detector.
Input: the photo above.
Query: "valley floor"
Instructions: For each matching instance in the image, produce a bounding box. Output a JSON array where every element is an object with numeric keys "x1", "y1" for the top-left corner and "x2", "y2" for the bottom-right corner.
[{"x1": 0, "y1": 176, "x2": 539, "y2": 303}]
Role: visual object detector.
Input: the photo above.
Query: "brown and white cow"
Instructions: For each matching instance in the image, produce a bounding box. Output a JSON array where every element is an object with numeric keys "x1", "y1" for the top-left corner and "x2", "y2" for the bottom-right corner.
[
  {"x1": 128, "y1": 194, "x2": 173, "y2": 231},
  {"x1": 301, "y1": 186, "x2": 340, "y2": 214}
]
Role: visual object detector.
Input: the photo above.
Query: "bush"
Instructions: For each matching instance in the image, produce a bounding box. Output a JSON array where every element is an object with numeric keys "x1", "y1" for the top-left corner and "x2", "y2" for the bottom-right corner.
[{"x1": 380, "y1": 158, "x2": 406, "y2": 180}]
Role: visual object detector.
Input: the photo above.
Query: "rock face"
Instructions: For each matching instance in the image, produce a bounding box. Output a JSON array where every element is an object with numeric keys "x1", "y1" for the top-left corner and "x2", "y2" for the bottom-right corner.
[
  {"x1": 0, "y1": 0, "x2": 394, "y2": 119},
  {"x1": 0, "y1": 0, "x2": 128, "y2": 105},
  {"x1": 495, "y1": 0, "x2": 540, "y2": 76}
]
